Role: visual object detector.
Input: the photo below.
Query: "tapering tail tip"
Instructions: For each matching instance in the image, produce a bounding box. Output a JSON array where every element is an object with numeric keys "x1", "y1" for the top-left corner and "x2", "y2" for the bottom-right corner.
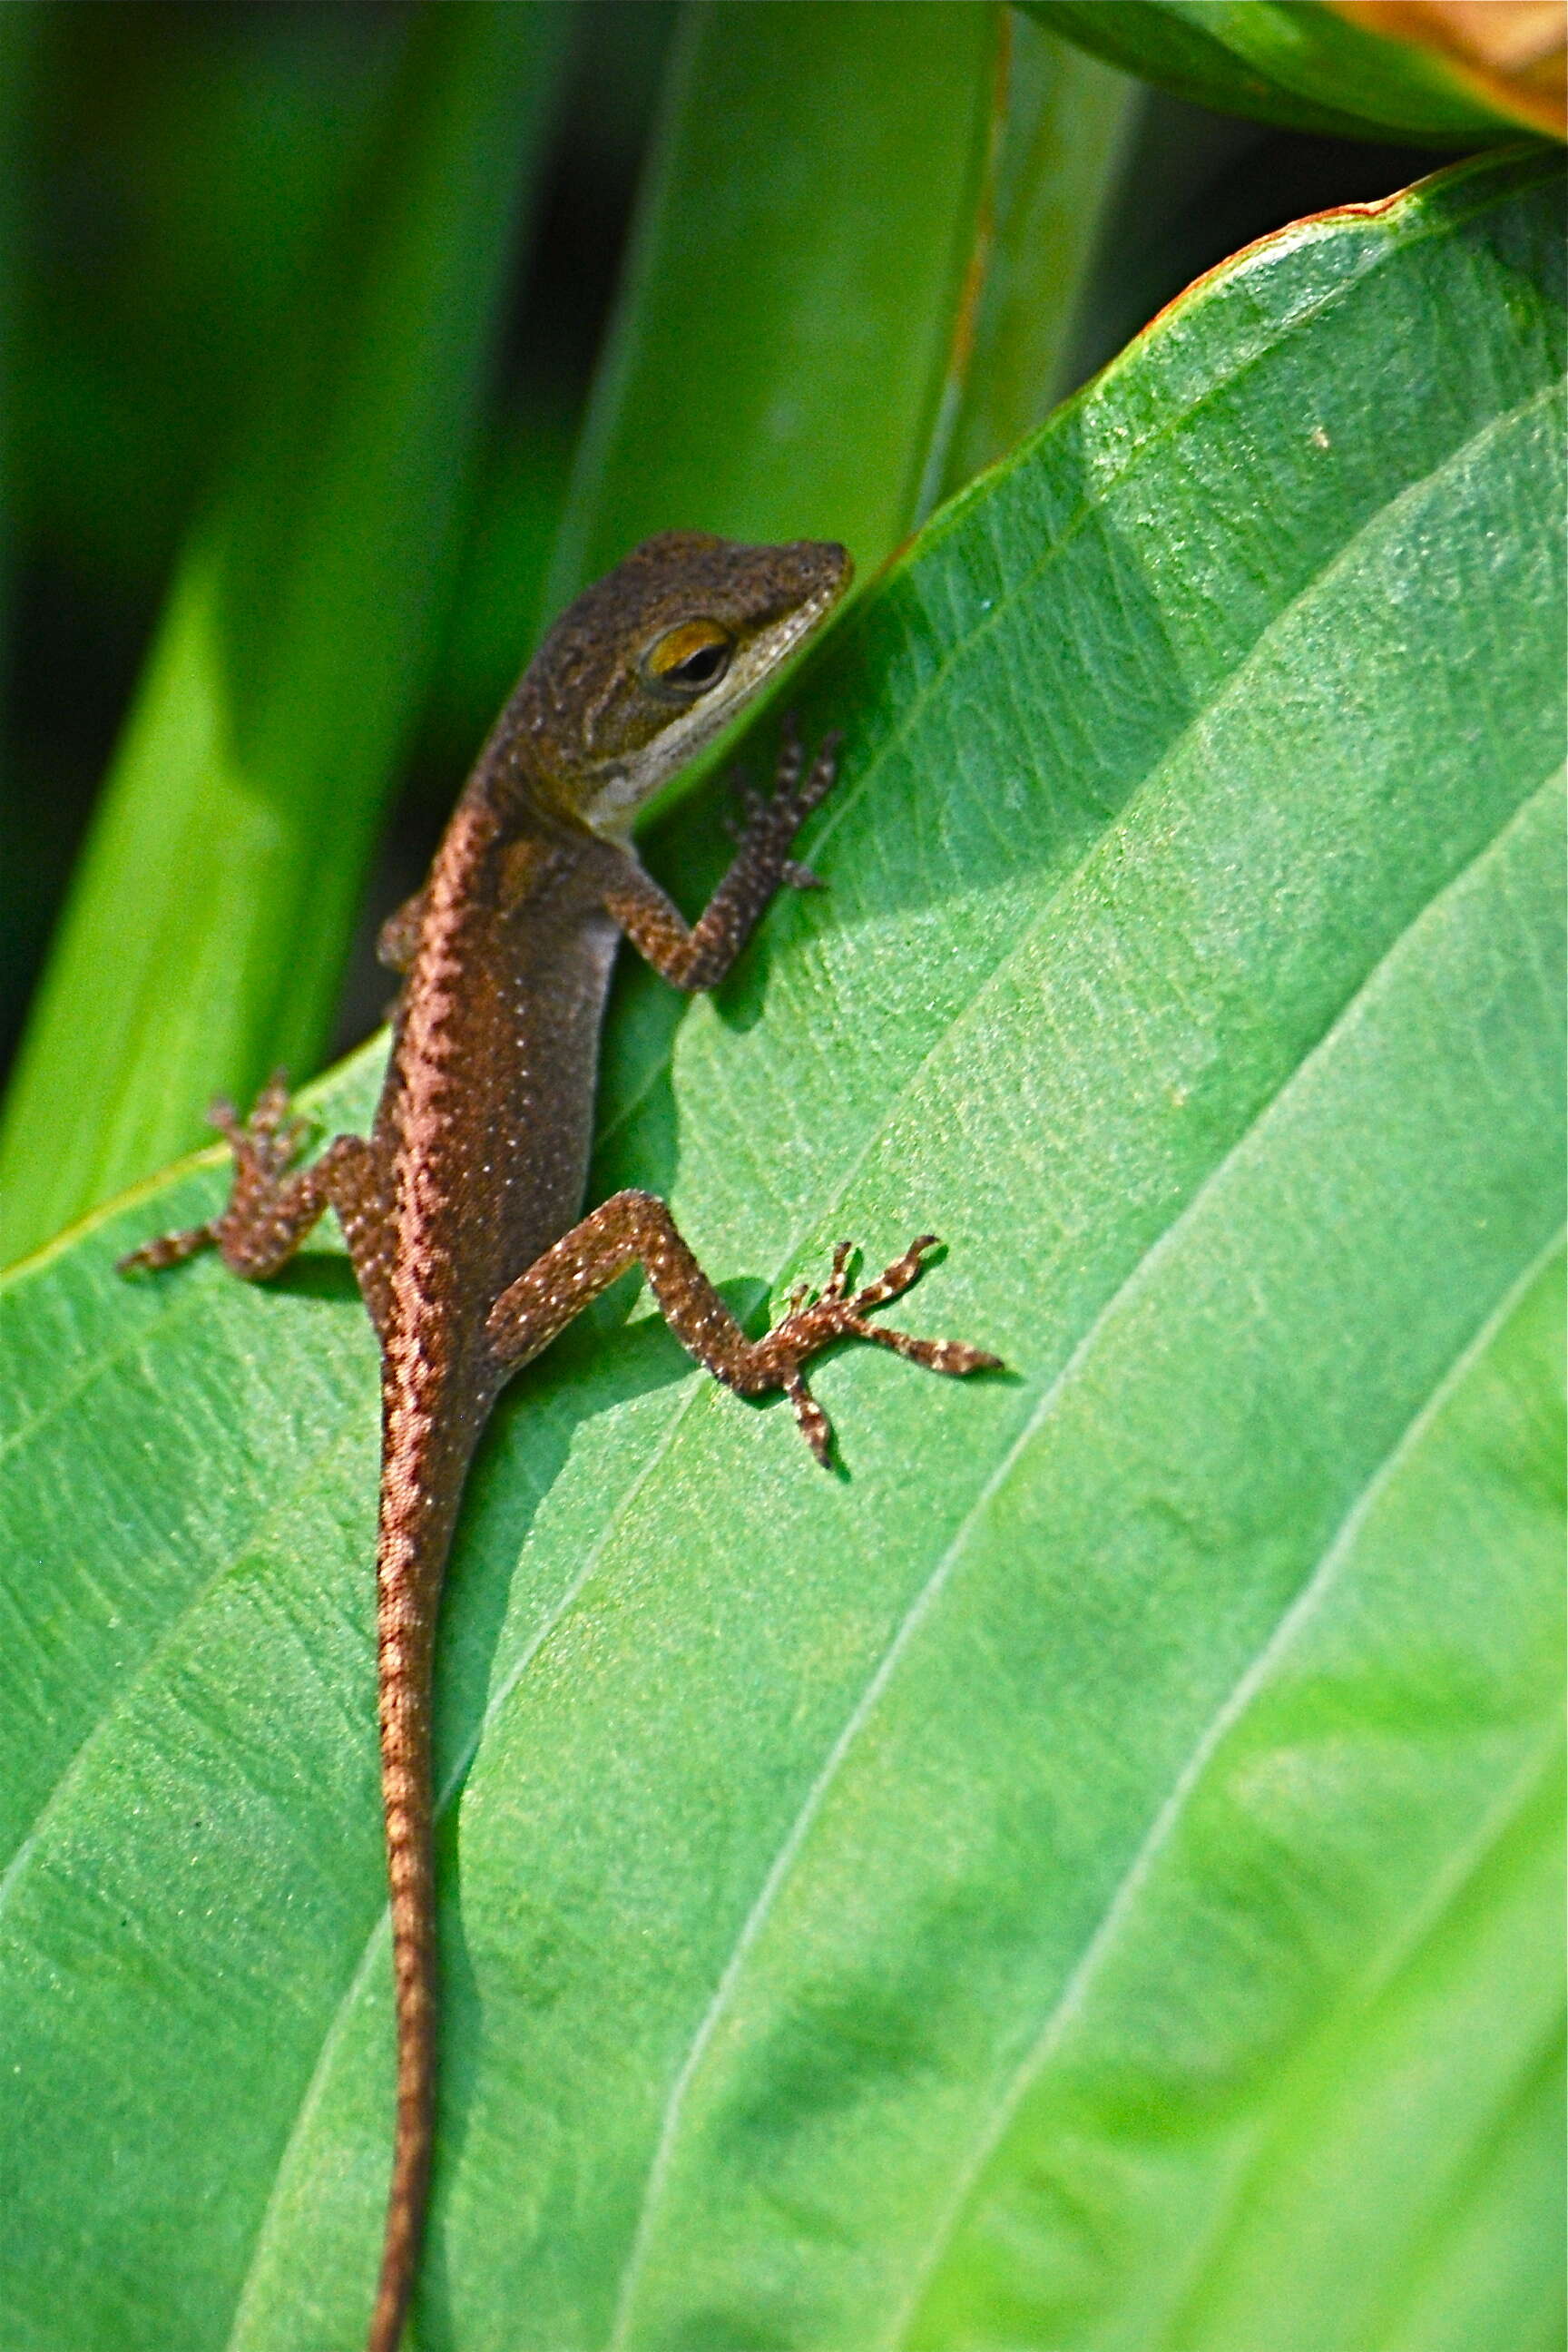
[
  {"x1": 365, "y1": 2107, "x2": 431, "y2": 2352},
  {"x1": 363, "y1": 1763, "x2": 438, "y2": 2350}
]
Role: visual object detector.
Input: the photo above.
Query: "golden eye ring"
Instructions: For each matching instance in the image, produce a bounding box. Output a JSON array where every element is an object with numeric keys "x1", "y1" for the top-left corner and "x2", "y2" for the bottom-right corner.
[{"x1": 640, "y1": 622, "x2": 734, "y2": 699}]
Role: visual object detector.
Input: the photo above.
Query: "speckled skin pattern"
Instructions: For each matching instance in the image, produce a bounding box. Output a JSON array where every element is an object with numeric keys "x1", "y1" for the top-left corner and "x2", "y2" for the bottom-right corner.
[{"x1": 122, "y1": 533, "x2": 1000, "y2": 2351}]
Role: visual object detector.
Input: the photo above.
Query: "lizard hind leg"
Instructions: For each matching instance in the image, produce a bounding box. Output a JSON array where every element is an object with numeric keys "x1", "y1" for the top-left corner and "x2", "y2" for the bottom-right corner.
[{"x1": 485, "y1": 1191, "x2": 1002, "y2": 1468}]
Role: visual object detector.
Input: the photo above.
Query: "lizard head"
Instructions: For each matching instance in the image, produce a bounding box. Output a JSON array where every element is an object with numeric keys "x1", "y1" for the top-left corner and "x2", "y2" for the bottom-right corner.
[{"x1": 515, "y1": 531, "x2": 852, "y2": 836}]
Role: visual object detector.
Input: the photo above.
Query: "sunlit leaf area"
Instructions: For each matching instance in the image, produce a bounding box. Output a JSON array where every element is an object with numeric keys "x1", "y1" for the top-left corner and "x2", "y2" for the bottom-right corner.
[{"x1": 2, "y1": 6, "x2": 1561, "y2": 2348}]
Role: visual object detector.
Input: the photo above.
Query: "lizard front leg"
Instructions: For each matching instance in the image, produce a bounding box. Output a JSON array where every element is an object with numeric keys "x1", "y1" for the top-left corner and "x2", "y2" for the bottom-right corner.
[
  {"x1": 598, "y1": 720, "x2": 839, "y2": 991},
  {"x1": 119, "y1": 1074, "x2": 395, "y2": 1336},
  {"x1": 486, "y1": 1190, "x2": 999, "y2": 1466}
]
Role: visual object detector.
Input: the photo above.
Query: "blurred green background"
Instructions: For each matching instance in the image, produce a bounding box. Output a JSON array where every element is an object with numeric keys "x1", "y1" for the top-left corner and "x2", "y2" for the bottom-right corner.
[{"x1": 1, "y1": 0, "x2": 1460, "y2": 1108}]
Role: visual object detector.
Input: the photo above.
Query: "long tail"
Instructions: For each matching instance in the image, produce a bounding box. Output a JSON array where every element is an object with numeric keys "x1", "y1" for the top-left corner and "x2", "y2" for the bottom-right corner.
[{"x1": 365, "y1": 1378, "x2": 475, "y2": 2352}]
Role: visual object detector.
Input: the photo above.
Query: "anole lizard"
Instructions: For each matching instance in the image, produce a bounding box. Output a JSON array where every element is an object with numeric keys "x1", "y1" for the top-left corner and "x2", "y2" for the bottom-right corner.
[{"x1": 121, "y1": 531, "x2": 999, "y2": 2350}]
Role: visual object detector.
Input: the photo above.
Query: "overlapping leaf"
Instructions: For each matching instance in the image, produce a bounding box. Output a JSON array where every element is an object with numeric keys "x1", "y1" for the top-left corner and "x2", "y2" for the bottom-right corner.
[
  {"x1": 1026, "y1": 0, "x2": 1544, "y2": 143},
  {"x1": 544, "y1": 0, "x2": 1003, "y2": 608}
]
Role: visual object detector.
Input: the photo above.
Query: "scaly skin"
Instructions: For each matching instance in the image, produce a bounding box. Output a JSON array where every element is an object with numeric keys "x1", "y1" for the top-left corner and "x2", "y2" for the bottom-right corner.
[{"x1": 122, "y1": 532, "x2": 1000, "y2": 2349}]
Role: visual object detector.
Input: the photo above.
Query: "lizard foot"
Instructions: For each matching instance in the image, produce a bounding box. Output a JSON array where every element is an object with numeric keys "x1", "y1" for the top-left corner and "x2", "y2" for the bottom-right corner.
[
  {"x1": 117, "y1": 1072, "x2": 308, "y2": 1276},
  {"x1": 763, "y1": 1235, "x2": 1003, "y2": 1467}
]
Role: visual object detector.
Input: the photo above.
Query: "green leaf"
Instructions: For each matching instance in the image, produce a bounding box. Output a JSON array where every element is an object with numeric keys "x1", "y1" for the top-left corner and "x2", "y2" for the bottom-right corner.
[
  {"x1": 542, "y1": 0, "x2": 1002, "y2": 611},
  {"x1": 0, "y1": 5, "x2": 568, "y2": 1264},
  {"x1": 2, "y1": 145, "x2": 1561, "y2": 2352},
  {"x1": 417, "y1": 393, "x2": 579, "y2": 768},
  {"x1": 936, "y1": 8, "x2": 1139, "y2": 503},
  {"x1": 1024, "y1": 0, "x2": 1540, "y2": 146}
]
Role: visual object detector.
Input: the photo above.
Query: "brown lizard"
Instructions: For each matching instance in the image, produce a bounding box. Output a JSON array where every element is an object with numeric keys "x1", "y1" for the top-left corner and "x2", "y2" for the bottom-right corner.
[{"x1": 121, "y1": 530, "x2": 999, "y2": 2350}]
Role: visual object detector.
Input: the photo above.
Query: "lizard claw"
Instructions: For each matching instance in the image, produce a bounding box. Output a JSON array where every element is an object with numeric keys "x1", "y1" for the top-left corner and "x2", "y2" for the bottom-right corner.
[
  {"x1": 821, "y1": 1240, "x2": 858, "y2": 1303},
  {"x1": 722, "y1": 777, "x2": 769, "y2": 843},
  {"x1": 208, "y1": 1073, "x2": 310, "y2": 1183},
  {"x1": 117, "y1": 1221, "x2": 219, "y2": 1276},
  {"x1": 772, "y1": 713, "x2": 806, "y2": 798},
  {"x1": 722, "y1": 724, "x2": 841, "y2": 895},
  {"x1": 784, "y1": 1367, "x2": 835, "y2": 1467},
  {"x1": 792, "y1": 729, "x2": 842, "y2": 821}
]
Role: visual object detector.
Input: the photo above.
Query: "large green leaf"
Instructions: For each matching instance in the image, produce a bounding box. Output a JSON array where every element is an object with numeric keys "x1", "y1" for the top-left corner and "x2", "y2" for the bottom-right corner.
[
  {"x1": 1025, "y1": 0, "x2": 1542, "y2": 145},
  {"x1": 1, "y1": 147, "x2": 1561, "y2": 2350},
  {"x1": 543, "y1": 0, "x2": 1000, "y2": 612}
]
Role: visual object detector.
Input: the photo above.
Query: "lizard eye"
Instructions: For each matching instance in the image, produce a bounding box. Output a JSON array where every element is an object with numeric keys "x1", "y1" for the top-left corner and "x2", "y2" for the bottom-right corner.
[{"x1": 641, "y1": 622, "x2": 734, "y2": 699}]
